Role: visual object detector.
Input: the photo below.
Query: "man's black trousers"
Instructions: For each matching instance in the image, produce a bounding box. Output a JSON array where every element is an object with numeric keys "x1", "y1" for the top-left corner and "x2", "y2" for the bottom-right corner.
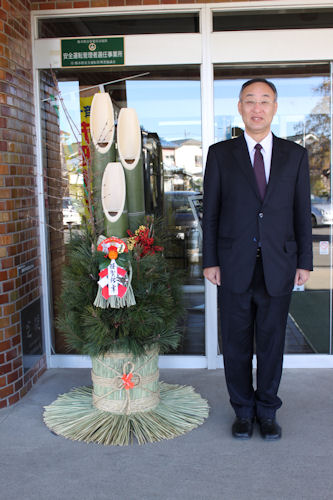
[{"x1": 218, "y1": 254, "x2": 292, "y2": 420}]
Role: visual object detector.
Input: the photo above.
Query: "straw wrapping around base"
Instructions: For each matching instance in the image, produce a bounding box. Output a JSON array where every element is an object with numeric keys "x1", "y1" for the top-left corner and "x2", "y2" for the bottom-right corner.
[
  {"x1": 43, "y1": 382, "x2": 209, "y2": 446},
  {"x1": 91, "y1": 349, "x2": 160, "y2": 415}
]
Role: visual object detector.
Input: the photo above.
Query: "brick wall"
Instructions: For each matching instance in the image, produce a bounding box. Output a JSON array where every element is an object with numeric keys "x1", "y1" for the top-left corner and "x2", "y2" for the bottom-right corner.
[
  {"x1": 31, "y1": 0, "x2": 270, "y2": 8},
  {"x1": 0, "y1": 0, "x2": 46, "y2": 409}
]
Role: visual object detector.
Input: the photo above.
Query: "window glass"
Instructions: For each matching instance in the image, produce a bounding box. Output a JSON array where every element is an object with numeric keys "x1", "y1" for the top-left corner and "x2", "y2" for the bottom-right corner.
[
  {"x1": 38, "y1": 13, "x2": 200, "y2": 38},
  {"x1": 213, "y1": 9, "x2": 333, "y2": 31},
  {"x1": 214, "y1": 65, "x2": 332, "y2": 354},
  {"x1": 40, "y1": 66, "x2": 204, "y2": 355}
]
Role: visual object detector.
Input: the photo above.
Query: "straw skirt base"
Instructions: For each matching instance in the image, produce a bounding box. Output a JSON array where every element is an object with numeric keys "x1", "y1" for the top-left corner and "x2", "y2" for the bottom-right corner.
[{"x1": 43, "y1": 382, "x2": 209, "y2": 446}]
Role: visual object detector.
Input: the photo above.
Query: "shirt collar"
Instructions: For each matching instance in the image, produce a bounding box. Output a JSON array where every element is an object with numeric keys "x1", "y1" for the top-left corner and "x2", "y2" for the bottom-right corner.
[{"x1": 244, "y1": 131, "x2": 273, "y2": 153}]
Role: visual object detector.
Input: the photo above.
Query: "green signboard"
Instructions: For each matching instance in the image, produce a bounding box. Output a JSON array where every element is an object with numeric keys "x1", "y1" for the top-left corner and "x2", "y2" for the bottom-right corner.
[{"x1": 61, "y1": 37, "x2": 124, "y2": 67}]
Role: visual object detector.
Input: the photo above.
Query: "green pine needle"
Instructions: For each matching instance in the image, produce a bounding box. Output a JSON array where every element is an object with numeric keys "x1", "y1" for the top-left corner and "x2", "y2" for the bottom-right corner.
[{"x1": 56, "y1": 232, "x2": 185, "y2": 357}]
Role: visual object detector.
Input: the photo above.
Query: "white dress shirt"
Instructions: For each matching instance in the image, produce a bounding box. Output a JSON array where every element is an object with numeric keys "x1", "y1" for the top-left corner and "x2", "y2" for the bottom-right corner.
[{"x1": 244, "y1": 131, "x2": 273, "y2": 183}]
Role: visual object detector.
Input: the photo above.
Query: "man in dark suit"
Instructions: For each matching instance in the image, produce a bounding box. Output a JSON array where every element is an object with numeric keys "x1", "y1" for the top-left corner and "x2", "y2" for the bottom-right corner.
[{"x1": 203, "y1": 78, "x2": 313, "y2": 440}]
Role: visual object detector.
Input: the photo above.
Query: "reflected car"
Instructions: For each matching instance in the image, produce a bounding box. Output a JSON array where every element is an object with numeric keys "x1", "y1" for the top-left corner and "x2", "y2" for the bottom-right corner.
[
  {"x1": 63, "y1": 197, "x2": 81, "y2": 227},
  {"x1": 164, "y1": 191, "x2": 202, "y2": 230},
  {"x1": 164, "y1": 191, "x2": 203, "y2": 275},
  {"x1": 311, "y1": 195, "x2": 333, "y2": 227}
]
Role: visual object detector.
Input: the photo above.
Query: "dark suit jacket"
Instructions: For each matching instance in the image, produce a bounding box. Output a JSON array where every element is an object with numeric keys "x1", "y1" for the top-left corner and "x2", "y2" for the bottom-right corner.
[{"x1": 203, "y1": 133, "x2": 313, "y2": 297}]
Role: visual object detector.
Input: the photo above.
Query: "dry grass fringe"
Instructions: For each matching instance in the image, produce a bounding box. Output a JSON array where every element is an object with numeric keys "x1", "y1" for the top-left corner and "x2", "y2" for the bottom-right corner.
[{"x1": 43, "y1": 382, "x2": 209, "y2": 446}]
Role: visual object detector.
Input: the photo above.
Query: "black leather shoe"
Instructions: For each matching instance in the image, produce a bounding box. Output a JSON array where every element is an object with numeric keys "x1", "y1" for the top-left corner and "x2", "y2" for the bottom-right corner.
[
  {"x1": 232, "y1": 417, "x2": 254, "y2": 439},
  {"x1": 258, "y1": 418, "x2": 281, "y2": 440}
]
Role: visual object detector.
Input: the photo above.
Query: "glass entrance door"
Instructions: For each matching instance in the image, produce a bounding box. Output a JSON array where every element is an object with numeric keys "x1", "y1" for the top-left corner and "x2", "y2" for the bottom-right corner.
[
  {"x1": 39, "y1": 65, "x2": 204, "y2": 356},
  {"x1": 214, "y1": 64, "x2": 332, "y2": 354}
]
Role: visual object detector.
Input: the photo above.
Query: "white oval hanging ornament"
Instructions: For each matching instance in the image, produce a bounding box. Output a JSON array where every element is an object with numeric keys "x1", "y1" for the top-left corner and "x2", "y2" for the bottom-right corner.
[
  {"x1": 101, "y1": 162, "x2": 126, "y2": 223},
  {"x1": 90, "y1": 92, "x2": 115, "y2": 154},
  {"x1": 117, "y1": 108, "x2": 141, "y2": 170}
]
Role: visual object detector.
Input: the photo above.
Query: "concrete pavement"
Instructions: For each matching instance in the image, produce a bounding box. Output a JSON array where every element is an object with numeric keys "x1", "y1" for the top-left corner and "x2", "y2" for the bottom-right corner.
[{"x1": 1, "y1": 367, "x2": 333, "y2": 500}]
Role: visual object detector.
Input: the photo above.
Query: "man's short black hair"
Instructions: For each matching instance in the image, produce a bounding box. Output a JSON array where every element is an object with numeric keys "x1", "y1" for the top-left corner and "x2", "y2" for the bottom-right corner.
[{"x1": 239, "y1": 78, "x2": 278, "y2": 100}]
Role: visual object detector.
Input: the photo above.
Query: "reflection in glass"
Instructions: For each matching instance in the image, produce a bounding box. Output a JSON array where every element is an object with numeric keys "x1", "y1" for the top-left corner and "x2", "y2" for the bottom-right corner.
[
  {"x1": 214, "y1": 66, "x2": 331, "y2": 353},
  {"x1": 213, "y1": 9, "x2": 333, "y2": 32},
  {"x1": 41, "y1": 67, "x2": 204, "y2": 355},
  {"x1": 39, "y1": 13, "x2": 200, "y2": 38}
]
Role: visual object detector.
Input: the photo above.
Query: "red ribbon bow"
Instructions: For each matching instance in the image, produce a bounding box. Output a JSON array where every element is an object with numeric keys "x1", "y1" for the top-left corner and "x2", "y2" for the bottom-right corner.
[{"x1": 121, "y1": 372, "x2": 134, "y2": 390}]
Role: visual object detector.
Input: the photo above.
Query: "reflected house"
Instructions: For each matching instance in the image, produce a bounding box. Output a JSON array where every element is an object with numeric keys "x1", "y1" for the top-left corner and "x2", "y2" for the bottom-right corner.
[
  {"x1": 161, "y1": 138, "x2": 177, "y2": 168},
  {"x1": 162, "y1": 138, "x2": 186, "y2": 191},
  {"x1": 288, "y1": 132, "x2": 319, "y2": 147},
  {"x1": 161, "y1": 138, "x2": 202, "y2": 192},
  {"x1": 60, "y1": 132, "x2": 83, "y2": 199}
]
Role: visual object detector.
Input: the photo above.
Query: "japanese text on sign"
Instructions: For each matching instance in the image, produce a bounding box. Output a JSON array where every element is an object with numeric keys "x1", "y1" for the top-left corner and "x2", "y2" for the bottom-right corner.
[{"x1": 61, "y1": 37, "x2": 124, "y2": 67}]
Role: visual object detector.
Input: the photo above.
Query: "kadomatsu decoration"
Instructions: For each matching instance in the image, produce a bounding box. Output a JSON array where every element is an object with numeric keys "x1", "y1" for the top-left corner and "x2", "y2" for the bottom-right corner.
[
  {"x1": 43, "y1": 90, "x2": 208, "y2": 446},
  {"x1": 44, "y1": 225, "x2": 209, "y2": 445}
]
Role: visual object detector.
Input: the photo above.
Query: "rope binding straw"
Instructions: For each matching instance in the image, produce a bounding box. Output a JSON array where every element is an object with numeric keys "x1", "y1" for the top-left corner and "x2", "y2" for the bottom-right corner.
[{"x1": 92, "y1": 349, "x2": 160, "y2": 415}]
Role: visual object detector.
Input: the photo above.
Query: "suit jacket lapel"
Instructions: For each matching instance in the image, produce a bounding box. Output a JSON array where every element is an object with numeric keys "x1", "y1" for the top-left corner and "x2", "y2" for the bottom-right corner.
[{"x1": 232, "y1": 134, "x2": 261, "y2": 200}]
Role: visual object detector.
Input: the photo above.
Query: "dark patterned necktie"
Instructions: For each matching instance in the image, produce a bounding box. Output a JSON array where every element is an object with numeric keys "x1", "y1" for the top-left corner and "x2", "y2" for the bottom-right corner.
[{"x1": 254, "y1": 143, "x2": 267, "y2": 200}]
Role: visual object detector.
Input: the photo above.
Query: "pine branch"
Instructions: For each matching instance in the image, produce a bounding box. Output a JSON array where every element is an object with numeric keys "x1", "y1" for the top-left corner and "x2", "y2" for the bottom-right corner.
[{"x1": 56, "y1": 232, "x2": 185, "y2": 356}]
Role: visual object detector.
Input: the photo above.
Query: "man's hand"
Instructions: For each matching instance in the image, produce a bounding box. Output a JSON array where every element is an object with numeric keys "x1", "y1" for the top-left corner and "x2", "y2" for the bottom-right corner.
[
  {"x1": 203, "y1": 266, "x2": 221, "y2": 286},
  {"x1": 294, "y1": 268, "x2": 310, "y2": 287}
]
